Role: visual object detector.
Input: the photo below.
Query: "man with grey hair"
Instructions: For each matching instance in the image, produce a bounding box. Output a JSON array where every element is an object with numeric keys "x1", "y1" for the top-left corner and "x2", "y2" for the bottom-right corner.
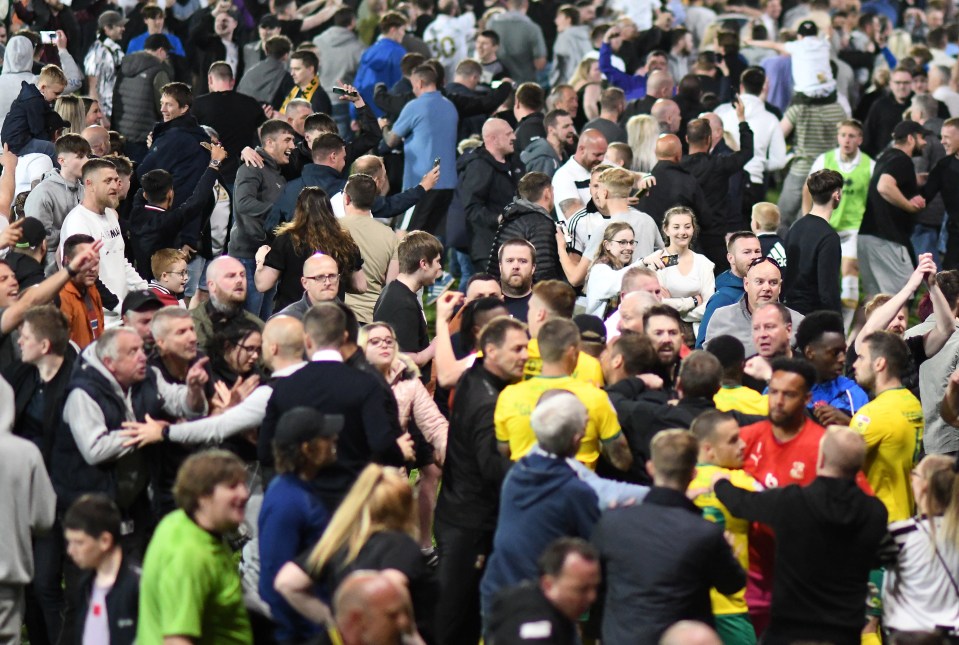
[
  {"x1": 53, "y1": 326, "x2": 209, "y2": 555},
  {"x1": 614, "y1": 281, "x2": 664, "y2": 338},
  {"x1": 480, "y1": 390, "x2": 601, "y2": 622},
  {"x1": 190, "y1": 255, "x2": 264, "y2": 349}
]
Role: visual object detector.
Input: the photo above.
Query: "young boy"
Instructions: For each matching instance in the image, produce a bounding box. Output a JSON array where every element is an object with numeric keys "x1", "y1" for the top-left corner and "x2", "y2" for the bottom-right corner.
[
  {"x1": 1, "y1": 65, "x2": 68, "y2": 161},
  {"x1": 63, "y1": 494, "x2": 140, "y2": 645},
  {"x1": 750, "y1": 202, "x2": 786, "y2": 267},
  {"x1": 149, "y1": 248, "x2": 189, "y2": 307},
  {"x1": 746, "y1": 20, "x2": 837, "y2": 104}
]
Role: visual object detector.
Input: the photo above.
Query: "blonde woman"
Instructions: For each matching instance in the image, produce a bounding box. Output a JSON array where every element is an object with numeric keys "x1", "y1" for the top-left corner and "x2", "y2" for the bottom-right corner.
[
  {"x1": 584, "y1": 221, "x2": 638, "y2": 317},
  {"x1": 55, "y1": 95, "x2": 85, "y2": 134},
  {"x1": 569, "y1": 57, "x2": 603, "y2": 122},
  {"x1": 627, "y1": 114, "x2": 659, "y2": 172},
  {"x1": 275, "y1": 464, "x2": 438, "y2": 639},
  {"x1": 656, "y1": 206, "x2": 715, "y2": 334}
]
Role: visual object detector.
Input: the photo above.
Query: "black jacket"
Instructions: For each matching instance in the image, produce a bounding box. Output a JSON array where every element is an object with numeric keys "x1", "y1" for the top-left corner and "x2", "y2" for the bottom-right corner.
[
  {"x1": 373, "y1": 79, "x2": 513, "y2": 124},
  {"x1": 592, "y1": 487, "x2": 746, "y2": 645},
  {"x1": 188, "y1": 12, "x2": 244, "y2": 95},
  {"x1": 635, "y1": 160, "x2": 710, "y2": 228},
  {"x1": 139, "y1": 113, "x2": 211, "y2": 209},
  {"x1": 514, "y1": 112, "x2": 547, "y2": 152},
  {"x1": 487, "y1": 199, "x2": 564, "y2": 283},
  {"x1": 434, "y1": 362, "x2": 513, "y2": 532},
  {"x1": 72, "y1": 556, "x2": 141, "y2": 645},
  {"x1": 862, "y1": 93, "x2": 911, "y2": 157},
  {"x1": 4, "y1": 251, "x2": 45, "y2": 290},
  {"x1": 602, "y1": 377, "x2": 669, "y2": 484},
  {"x1": 715, "y1": 476, "x2": 887, "y2": 645},
  {"x1": 129, "y1": 167, "x2": 219, "y2": 279},
  {"x1": 488, "y1": 582, "x2": 578, "y2": 645},
  {"x1": 259, "y1": 360, "x2": 406, "y2": 509},
  {"x1": 191, "y1": 90, "x2": 267, "y2": 184},
  {"x1": 458, "y1": 146, "x2": 524, "y2": 264},
  {"x1": 679, "y1": 121, "x2": 755, "y2": 235}
]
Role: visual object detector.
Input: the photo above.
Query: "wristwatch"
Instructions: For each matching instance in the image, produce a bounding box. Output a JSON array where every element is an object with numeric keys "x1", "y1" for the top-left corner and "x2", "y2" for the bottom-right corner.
[
  {"x1": 66, "y1": 264, "x2": 79, "y2": 278},
  {"x1": 162, "y1": 425, "x2": 171, "y2": 441},
  {"x1": 209, "y1": 159, "x2": 221, "y2": 169}
]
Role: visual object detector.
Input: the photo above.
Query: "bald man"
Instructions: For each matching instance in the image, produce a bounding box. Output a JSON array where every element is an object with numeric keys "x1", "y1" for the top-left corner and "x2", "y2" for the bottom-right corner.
[
  {"x1": 713, "y1": 426, "x2": 887, "y2": 645},
  {"x1": 120, "y1": 315, "x2": 307, "y2": 446},
  {"x1": 621, "y1": 70, "x2": 676, "y2": 122},
  {"x1": 333, "y1": 570, "x2": 421, "y2": 645},
  {"x1": 191, "y1": 255, "x2": 264, "y2": 348},
  {"x1": 329, "y1": 154, "x2": 439, "y2": 223},
  {"x1": 82, "y1": 125, "x2": 111, "y2": 157},
  {"x1": 272, "y1": 254, "x2": 343, "y2": 320},
  {"x1": 651, "y1": 98, "x2": 681, "y2": 134},
  {"x1": 461, "y1": 117, "x2": 525, "y2": 265},
  {"x1": 659, "y1": 621, "x2": 723, "y2": 645},
  {"x1": 552, "y1": 128, "x2": 609, "y2": 218},
  {"x1": 636, "y1": 134, "x2": 709, "y2": 227}
]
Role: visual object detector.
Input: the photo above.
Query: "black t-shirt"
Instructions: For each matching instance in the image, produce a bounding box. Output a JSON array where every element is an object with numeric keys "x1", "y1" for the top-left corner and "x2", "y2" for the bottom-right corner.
[
  {"x1": 783, "y1": 214, "x2": 842, "y2": 314},
  {"x1": 504, "y1": 293, "x2": 531, "y2": 322},
  {"x1": 487, "y1": 582, "x2": 578, "y2": 645},
  {"x1": 373, "y1": 280, "x2": 431, "y2": 379},
  {"x1": 265, "y1": 234, "x2": 363, "y2": 311},
  {"x1": 862, "y1": 147, "x2": 919, "y2": 248}
]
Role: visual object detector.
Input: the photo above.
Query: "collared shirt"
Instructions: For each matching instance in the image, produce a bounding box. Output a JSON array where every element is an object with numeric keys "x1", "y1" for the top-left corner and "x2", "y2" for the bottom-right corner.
[
  {"x1": 311, "y1": 349, "x2": 344, "y2": 362},
  {"x1": 83, "y1": 37, "x2": 124, "y2": 118}
]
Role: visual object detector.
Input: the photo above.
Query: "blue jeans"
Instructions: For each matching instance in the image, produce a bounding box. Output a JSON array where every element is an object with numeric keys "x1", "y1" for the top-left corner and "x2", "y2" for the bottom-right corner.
[
  {"x1": 18, "y1": 138, "x2": 56, "y2": 163},
  {"x1": 238, "y1": 256, "x2": 274, "y2": 320},
  {"x1": 185, "y1": 255, "x2": 210, "y2": 298},
  {"x1": 332, "y1": 102, "x2": 352, "y2": 141},
  {"x1": 912, "y1": 223, "x2": 941, "y2": 266},
  {"x1": 450, "y1": 249, "x2": 474, "y2": 284}
]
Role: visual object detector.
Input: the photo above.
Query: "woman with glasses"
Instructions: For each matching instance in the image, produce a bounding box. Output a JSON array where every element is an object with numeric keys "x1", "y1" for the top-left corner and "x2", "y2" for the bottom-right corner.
[
  {"x1": 656, "y1": 206, "x2": 715, "y2": 338},
  {"x1": 882, "y1": 454, "x2": 959, "y2": 640},
  {"x1": 254, "y1": 186, "x2": 366, "y2": 311},
  {"x1": 274, "y1": 464, "x2": 437, "y2": 643},
  {"x1": 359, "y1": 322, "x2": 447, "y2": 561},
  {"x1": 583, "y1": 221, "x2": 639, "y2": 317},
  {"x1": 208, "y1": 317, "x2": 263, "y2": 391}
]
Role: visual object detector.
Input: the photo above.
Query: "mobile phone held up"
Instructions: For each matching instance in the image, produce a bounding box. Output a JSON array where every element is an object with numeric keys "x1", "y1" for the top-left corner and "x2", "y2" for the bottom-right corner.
[
  {"x1": 661, "y1": 254, "x2": 680, "y2": 268},
  {"x1": 332, "y1": 86, "x2": 357, "y2": 97},
  {"x1": 433, "y1": 157, "x2": 441, "y2": 168},
  {"x1": 40, "y1": 31, "x2": 58, "y2": 45}
]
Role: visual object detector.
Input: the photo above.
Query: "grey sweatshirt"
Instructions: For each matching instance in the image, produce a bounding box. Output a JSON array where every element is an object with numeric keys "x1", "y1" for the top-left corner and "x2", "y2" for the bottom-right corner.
[
  {"x1": 24, "y1": 169, "x2": 84, "y2": 272},
  {"x1": 0, "y1": 375, "x2": 56, "y2": 585}
]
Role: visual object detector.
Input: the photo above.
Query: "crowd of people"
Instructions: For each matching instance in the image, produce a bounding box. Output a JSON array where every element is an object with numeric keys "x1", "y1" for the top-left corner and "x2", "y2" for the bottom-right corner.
[{"x1": 3, "y1": 0, "x2": 959, "y2": 643}]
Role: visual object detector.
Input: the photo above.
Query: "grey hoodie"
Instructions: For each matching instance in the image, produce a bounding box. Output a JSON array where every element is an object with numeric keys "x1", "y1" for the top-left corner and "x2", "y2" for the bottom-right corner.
[
  {"x1": 520, "y1": 137, "x2": 563, "y2": 177},
  {"x1": 24, "y1": 169, "x2": 84, "y2": 271},
  {"x1": 0, "y1": 375, "x2": 56, "y2": 585},
  {"x1": 0, "y1": 35, "x2": 82, "y2": 137},
  {"x1": 315, "y1": 26, "x2": 365, "y2": 103},
  {"x1": 551, "y1": 25, "x2": 593, "y2": 86}
]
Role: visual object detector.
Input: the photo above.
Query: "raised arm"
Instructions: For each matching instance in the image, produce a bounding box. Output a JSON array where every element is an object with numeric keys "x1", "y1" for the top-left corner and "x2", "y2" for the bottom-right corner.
[{"x1": 854, "y1": 255, "x2": 933, "y2": 354}]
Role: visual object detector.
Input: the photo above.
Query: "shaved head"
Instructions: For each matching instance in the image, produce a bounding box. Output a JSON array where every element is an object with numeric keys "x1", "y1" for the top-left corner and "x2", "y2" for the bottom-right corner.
[
  {"x1": 647, "y1": 70, "x2": 675, "y2": 98},
  {"x1": 656, "y1": 134, "x2": 682, "y2": 162},
  {"x1": 700, "y1": 112, "x2": 724, "y2": 147},
  {"x1": 651, "y1": 99, "x2": 681, "y2": 134},
  {"x1": 262, "y1": 315, "x2": 306, "y2": 359},
  {"x1": 482, "y1": 117, "x2": 512, "y2": 140},
  {"x1": 82, "y1": 125, "x2": 110, "y2": 156},
  {"x1": 303, "y1": 253, "x2": 339, "y2": 275},
  {"x1": 821, "y1": 426, "x2": 867, "y2": 478},
  {"x1": 576, "y1": 128, "x2": 609, "y2": 170}
]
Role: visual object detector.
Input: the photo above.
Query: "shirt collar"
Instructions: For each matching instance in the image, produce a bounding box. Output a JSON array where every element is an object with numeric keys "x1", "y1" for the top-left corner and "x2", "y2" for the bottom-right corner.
[
  {"x1": 273, "y1": 361, "x2": 308, "y2": 376},
  {"x1": 311, "y1": 349, "x2": 344, "y2": 362}
]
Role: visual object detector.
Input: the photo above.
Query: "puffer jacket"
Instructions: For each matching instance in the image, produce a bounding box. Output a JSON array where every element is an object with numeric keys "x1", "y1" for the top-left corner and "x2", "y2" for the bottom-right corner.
[
  {"x1": 387, "y1": 354, "x2": 448, "y2": 462},
  {"x1": 487, "y1": 198, "x2": 564, "y2": 283},
  {"x1": 112, "y1": 51, "x2": 173, "y2": 143},
  {"x1": 459, "y1": 145, "x2": 524, "y2": 265}
]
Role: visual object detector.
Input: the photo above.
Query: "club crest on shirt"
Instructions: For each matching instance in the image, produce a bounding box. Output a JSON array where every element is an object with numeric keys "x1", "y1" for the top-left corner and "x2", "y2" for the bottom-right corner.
[{"x1": 790, "y1": 461, "x2": 805, "y2": 480}]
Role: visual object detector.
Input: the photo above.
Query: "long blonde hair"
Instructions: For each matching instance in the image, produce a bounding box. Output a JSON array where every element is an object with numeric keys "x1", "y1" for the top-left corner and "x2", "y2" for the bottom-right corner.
[
  {"x1": 627, "y1": 115, "x2": 659, "y2": 173},
  {"x1": 55, "y1": 95, "x2": 85, "y2": 134},
  {"x1": 306, "y1": 465, "x2": 417, "y2": 576}
]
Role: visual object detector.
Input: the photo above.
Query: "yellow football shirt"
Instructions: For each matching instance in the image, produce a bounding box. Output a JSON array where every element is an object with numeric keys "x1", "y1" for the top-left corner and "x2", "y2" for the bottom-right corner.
[
  {"x1": 524, "y1": 339, "x2": 604, "y2": 387},
  {"x1": 714, "y1": 385, "x2": 768, "y2": 416},
  {"x1": 495, "y1": 375, "x2": 621, "y2": 469},
  {"x1": 688, "y1": 465, "x2": 759, "y2": 615},
  {"x1": 849, "y1": 387, "x2": 924, "y2": 522}
]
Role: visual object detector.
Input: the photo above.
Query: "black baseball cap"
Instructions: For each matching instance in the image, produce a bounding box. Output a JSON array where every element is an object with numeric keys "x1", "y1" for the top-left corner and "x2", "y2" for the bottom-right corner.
[
  {"x1": 121, "y1": 289, "x2": 163, "y2": 316},
  {"x1": 797, "y1": 20, "x2": 818, "y2": 37},
  {"x1": 144, "y1": 33, "x2": 172, "y2": 52},
  {"x1": 15, "y1": 217, "x2": 48, "y2": 249},
  {"x1": 892, "y1": 120, "x2": 932, "y2": 140},
  {"x1": 574, "y1": 313, "x2": 607, "y2": 344},
  {"x1": 259, "y1": 13, "x2": 281, "y2": 29},
  {"x1": 274, "y1": 407, "x2": 343, "y2": 447}
]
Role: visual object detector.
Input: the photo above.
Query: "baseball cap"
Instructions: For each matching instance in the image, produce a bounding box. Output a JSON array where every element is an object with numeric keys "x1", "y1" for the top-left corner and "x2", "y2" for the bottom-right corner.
[
  {"x1": 797, "y1": 20, "x2": 818, "y2": 37},
  {"x1": 122, "y1": 289, "x2": 163, "y2": 316},
  {"x1": 274, "y1": 407, "x2": 343, "y2": 447},
  {"x1": 14, "y1": 217, "x2": 48, "y2": 249},
  {"x1": 259, "y1": 13, "x2": 281, "y2": 29},
  {"x1": 892, "y1": 120, "x2": 932, "y2": 140},
  {"x1": 98, "y1": 10, "x2": 128, "y2": 29},
  {"x1": 573, "y1": 314, "x2": 607, "y2": 345}
]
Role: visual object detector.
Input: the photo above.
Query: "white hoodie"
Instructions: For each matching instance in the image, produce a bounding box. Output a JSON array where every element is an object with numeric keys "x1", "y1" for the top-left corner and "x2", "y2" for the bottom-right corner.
[
  {"x1": 58, "y1": 204, "x2": 146, "y2": 312},
  {"x1": 715, "y1": 93, "x2": 787, "y2": 184}
]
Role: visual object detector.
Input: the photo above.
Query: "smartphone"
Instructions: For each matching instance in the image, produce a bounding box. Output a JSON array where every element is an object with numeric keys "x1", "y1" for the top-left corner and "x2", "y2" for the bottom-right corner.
[
  {"x1": 433, "y1": 157, "x2": 441, "y2": 168},
  {"x1": 40, "y1": 31, "x2": 57, "y2": 45},
  {"x1": 662, "y1": 254, "x2": 679, "y2": 268},
  {"x1": 332, "y1": 86, "x2": 357, "y2": 97}
]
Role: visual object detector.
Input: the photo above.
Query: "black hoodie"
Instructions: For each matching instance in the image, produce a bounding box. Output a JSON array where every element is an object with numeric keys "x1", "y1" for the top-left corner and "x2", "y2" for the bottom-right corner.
[{"x1": 715, "y1": 476, "x2": 887, "y2": 644}]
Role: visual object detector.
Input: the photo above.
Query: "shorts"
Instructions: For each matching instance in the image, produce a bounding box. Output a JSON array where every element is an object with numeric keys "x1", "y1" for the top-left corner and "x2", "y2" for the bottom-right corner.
[
  {"x1": 838, "y1": 229, "x2": 858, "y2": 259},
  {"x1": 858, "y1": 235, "x2": 914, "y2": 299},
  {"x1": 714, "y1": 613, "x2": 757, "y2": 645}
]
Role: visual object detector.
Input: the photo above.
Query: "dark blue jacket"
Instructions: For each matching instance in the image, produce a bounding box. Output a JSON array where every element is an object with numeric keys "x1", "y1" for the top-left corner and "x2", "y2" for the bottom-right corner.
[
  {"x1": 73, "y1": 555, "x2": 141, "y2": 645},
  {"x1": 138, "y1": 113, "x2": 211, "y2": 208},
  {"x1": 696, "y1": 270, "x2": 745, "y2": 348},
  {"x1": 480, "y1": 451, "x2": 599, "y2": 609},
  {"x1": 272, "y1": 163, "x2": 346, "y2": 226},
  {"x1": 1, "y1": 81, "x2": 53, "y2": 152}
]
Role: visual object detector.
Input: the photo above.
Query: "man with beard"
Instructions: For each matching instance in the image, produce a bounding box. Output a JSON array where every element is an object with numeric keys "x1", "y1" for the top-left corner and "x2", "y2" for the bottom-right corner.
[
  {"x1": 498, "y1": 239, "x2": 536, "y2": 321},
  {"x1": 520, "y1": 109, "x2": 575, "y2": 178},
  {"x1": 433, "y1": 316, "x2": 528, "y2": 645},
  {"x1": 696, "y1": 232, "x2": 763, "y2": 348},
  {"x1": 795, "y1": 311, "x2": 869, "y2": 427},
  {"x1": 644, "y1": 304, "x2": 686, "y2": 393},
  {"x1": 552, "y1": 129, "x2": 608, "y2": 220},
  {"x1": 703, "y1": 257, "x2": 803, "y2": 355},
  {"x1": 859, "y1": 121, "x2": 929, "y2": 298},
  {"x1": 783, "y1": 170, "x2": 843, "y2": 314},
  {"x1": 190, "y1": 255, "x2": 264, "y2": 351},
  {"x1": 59, "y1": 159, "x2": 147, "y2": 316}
]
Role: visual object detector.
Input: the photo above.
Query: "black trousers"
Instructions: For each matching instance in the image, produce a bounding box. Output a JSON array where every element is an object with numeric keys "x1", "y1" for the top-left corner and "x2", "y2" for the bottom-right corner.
[
  {"x1": 406, "y1": 189, "x2": 453, "y2": 236},
  {"x1": 433, "y1": 521, "x2": 494, "y2": 645}
]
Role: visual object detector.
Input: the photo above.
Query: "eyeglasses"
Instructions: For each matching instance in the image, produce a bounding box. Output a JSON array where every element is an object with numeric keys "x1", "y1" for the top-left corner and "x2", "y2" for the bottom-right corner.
[
  {"x1": 748, "y1": 256, "x2": 781, "y2": 271},
  {"x1": 611, "y1": 239, "x2": 637, "y2": 247},
  {"x1": 236, "y1": 343, "x2": 261, "y2": 355},
  {"x1": 165, "y1": 270, "x2": 189, "y2": 278},
  {"x1": 304, "y1": 273, "x2": 339, "y2": 284},
  {"x1": 368, "y1": 337, "x2": 395, "y2": 348}
]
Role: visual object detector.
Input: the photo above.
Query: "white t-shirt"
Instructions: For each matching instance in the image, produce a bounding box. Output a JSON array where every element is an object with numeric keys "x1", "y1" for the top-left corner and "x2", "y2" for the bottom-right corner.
[
  {"x1": 568, "y1": 208, "x2": 665, "y2": 258},
  {"x1": 609, "y1": 0, "x2": 654, "y2": 30},
  {"x1": 657, "y1": 251, "x2": 715, "y2": 323},
  {"x1": 424, "y1": 13, "x2": 477, "y2": 78},
  {"x1": 584, "y1": 262, "x2": 636, "y2": 317},
  {"x1": 210, "y1": 181, "x2": 231, "y2": 256},
  {"x1": 784, "y1": 37, "x2": 836, "y2": 96},
  {"x1": 551, "y1": 158, "x2": 591, "y2": 218}
]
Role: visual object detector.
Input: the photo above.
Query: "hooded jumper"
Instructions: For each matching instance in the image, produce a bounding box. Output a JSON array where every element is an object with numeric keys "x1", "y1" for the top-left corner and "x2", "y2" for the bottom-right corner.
[
  {"x1": 23, "y1": 169, "x2": 84, "y2": 269},
  {"x1": 0, "y1": 35, "x2": 84, "y2": 135},
  {"x1": 487, "y1": 198, "x2": 565, "y2": 282},
  {"x1": 138, "y1": 113, "x2": 211, "y2": 209}
]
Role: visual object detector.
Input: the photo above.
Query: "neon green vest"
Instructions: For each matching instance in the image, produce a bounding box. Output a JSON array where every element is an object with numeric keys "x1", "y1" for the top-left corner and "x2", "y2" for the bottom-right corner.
[{"x1": 823, "y1": 149, "x2": 872, "y2": 231}]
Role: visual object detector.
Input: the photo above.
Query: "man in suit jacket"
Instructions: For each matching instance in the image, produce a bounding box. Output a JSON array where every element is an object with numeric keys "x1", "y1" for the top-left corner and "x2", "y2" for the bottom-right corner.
[
  {"x1": 259, "y1": 302, "x2": 410, "y2": 508},
  {"x1": 592, "y1": 429, "x2": 746, "y2": 645},
  {"x1": 635, "y1": 134, "x2": 709, "y2": 228}
]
